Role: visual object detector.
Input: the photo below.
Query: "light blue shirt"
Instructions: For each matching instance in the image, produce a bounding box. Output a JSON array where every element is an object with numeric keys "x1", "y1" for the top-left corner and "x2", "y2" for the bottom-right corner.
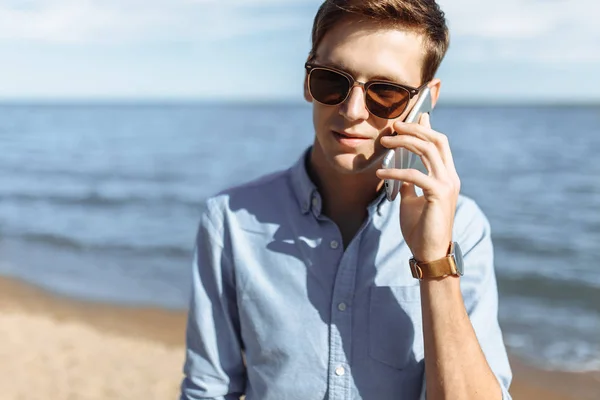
[{"x1": 180, "y1": 148, "x2": 513, "y2": 400}]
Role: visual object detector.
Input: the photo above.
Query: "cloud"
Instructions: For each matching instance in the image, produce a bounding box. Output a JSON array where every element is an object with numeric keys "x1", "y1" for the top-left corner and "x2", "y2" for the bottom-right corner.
[
  {"x1": 438, "y1": 0, "x2": 600, "y2": 63},
  {"x1": 0, "y1": 0, "x2": 319, "y2": 44},
  {"x1": 0, "y1": 0, "x2": 597, "y2": 63}
]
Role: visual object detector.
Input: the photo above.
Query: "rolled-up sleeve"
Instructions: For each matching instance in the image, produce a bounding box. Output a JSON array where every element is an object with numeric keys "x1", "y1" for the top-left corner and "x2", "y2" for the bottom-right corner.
[{"x1": 180, "y1": 201, "x2": 246, "y2": 400}]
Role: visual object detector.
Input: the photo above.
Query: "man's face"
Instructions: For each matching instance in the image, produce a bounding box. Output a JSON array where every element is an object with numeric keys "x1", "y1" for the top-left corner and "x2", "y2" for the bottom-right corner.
[{"x1": 305, "y1": 18, "x2": 427, "y2": 175}]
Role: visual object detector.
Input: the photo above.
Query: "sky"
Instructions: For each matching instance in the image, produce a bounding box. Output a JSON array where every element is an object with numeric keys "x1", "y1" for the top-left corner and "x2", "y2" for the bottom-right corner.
[{"x1": 0, "y1": 0, "x2": 598, "y2": 103}]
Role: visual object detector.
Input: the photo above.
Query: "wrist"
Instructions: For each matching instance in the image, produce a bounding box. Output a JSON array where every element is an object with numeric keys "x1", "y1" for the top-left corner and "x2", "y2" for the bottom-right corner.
[
  {"x1": 411, "y1": 239, "x2": 453, "y2": 263},
  {"x1": 412, "y1": 247, "x2": 449, "y2": 264},
  {"x1": 409, "y1": 242, "x2": 464, "y2": 280},
  {"x1": 420, "y1": 277, "x2": 464, "y2": 313}
]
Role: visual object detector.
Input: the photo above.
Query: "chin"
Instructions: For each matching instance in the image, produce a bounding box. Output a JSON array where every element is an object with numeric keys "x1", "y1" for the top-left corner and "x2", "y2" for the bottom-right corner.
[
  {"x1": 329, "y1": 151, "x2": 381, "y2": 174},
  {"x1": 312, "y1": 129, "x2": 386, "y2": 175}
]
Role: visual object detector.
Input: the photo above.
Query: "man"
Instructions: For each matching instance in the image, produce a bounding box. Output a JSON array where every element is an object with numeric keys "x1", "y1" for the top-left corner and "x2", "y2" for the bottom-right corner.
[{"x1": 180, "y1": 1, "x2": 512, "y2": 399}]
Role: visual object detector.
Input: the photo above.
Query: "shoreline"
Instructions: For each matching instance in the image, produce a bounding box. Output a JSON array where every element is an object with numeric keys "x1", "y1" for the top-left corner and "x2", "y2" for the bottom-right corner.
[{"x1": 1, "y1": 275, "x2": 598, "y2": 399}]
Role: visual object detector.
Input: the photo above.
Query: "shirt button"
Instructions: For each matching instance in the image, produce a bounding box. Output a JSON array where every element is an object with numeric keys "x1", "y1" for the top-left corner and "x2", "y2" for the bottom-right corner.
[
  {"x1": 335, "y1": 366, "x2": 345, "y2": 376},
  {"x1": 330, "y1": 240, "x2": 339, "y2": 249},
  {"x1": 311, "y1": 197, "x2": 318, "y2": 207},
  {"x1": 338, "y1": 302, "x2": 347, "y2": 312}
]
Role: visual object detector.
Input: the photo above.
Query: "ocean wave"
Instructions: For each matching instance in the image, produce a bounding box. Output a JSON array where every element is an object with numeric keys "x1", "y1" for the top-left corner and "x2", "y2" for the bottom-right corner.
[
  {"x1": 504, "y1": 333, "x2": 600, "y2": 373},
  {"x1": 0, "y1": 164, "x2": 186, "y2": 184},
  {"x1": 14, "y1": 232, "x2": 192, "y2": 259},
  {"x1": 0, "y1": 192, "x2": 205, "y2": 210},
  {"x1": 500, "y1": 297, "x2": 600, "y2": 373},
  {"x1": 494, "y1": 234, "x2": 579, "y2": 259},
  {"x1": 497, "y1": 273, "x2": 600, "y2": 314}
]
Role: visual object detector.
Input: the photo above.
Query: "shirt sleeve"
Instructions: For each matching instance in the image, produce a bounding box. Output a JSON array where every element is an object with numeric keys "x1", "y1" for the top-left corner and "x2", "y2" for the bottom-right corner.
[
  {"x1": 180, "y1": 201, "x2": 246, "y2": 400},
  {"x1": 419, "y1": 198, "x2": 513, "y2": 400}
]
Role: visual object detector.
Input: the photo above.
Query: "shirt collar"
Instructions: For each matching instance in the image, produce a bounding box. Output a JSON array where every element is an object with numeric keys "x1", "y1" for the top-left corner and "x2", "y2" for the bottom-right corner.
[
  {"x1": 369, "y1": 186, "x2": 389, "y2": 217},
  {"x1": 290, "y1": 147, "x2": 318, "y2": 215}
]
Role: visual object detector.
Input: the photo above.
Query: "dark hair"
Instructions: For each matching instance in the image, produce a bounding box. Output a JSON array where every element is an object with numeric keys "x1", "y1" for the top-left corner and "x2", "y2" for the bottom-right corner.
[{"x1": 309, "y1": 0, "x2": 450, "y2": 83}]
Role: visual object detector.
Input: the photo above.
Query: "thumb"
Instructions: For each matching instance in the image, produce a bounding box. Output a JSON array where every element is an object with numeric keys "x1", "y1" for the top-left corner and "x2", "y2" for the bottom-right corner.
[{"x1": 399, "y1": 181, "x2": 417, "y2": 201}]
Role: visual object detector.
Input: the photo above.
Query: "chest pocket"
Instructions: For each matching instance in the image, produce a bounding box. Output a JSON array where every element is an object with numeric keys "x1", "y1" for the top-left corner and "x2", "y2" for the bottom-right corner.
[{"x1": 368, "y1": 285, "x2": 424, "y2": 369}]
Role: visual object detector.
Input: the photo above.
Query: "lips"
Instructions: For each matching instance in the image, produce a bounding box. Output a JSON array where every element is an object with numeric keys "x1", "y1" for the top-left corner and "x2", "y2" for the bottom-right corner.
[
  {"x1": 331, "y1": 130, "x2": 372, "y2": 148},
  {"x1": 332, "y1": 130, "x2": 369, "y2": 140}
]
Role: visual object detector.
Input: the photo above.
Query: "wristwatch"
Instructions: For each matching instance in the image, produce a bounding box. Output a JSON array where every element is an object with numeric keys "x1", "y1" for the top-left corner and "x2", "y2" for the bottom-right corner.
[{"x1": 409, "y1": 241, "x2": 464, "y2": 280}]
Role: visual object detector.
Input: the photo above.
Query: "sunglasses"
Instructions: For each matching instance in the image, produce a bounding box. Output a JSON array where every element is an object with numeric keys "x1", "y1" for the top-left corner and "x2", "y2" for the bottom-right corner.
[{"x1": 305, "y1": 62, "x2": 427, "y2": 120}]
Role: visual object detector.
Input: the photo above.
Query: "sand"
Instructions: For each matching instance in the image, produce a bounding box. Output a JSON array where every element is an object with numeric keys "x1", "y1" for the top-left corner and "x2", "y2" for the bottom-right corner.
[
  {"x1": 0, "y1": 277, "x2": 185, "y2": 400},
  {"x1": 0, "y1": 276, "x2": 598, "y2": 400}
]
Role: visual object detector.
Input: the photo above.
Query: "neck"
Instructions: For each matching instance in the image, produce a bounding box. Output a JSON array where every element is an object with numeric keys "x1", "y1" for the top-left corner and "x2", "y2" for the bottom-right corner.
[{"x1": 307, "y1": 144, "x2": 384, "y2": 224}]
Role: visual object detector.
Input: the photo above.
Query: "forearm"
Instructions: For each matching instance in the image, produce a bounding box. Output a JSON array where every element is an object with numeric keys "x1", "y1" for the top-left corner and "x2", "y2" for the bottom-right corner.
[{"x1": 420, "y1": 277, "x2": 502, "y2": 400}]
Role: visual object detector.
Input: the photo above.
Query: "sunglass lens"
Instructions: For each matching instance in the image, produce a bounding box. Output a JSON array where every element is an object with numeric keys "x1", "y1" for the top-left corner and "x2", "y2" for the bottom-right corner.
[
  {"x1": 309, "y1": 69, "x2": 350, "y2": 105},
  {"x1": 366, "y1": 84, "x2": 410, "y2": 119}
]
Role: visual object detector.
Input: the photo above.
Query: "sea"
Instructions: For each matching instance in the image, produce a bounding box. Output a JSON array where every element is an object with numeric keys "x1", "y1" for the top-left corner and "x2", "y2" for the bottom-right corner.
[{"x1": 0, "y1": 102, "x2": 598, "y2": 374}]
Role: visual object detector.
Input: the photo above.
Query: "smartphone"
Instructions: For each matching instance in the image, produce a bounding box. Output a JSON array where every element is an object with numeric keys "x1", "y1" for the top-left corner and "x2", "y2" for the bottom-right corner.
[{"x1": 382, "y1": 87, "x2": 434, "y2": 201}]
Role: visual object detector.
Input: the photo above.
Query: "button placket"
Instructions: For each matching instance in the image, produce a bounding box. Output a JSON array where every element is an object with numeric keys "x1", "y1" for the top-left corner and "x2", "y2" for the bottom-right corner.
[{"x1": 327, "y1": 230, "x2": 362, "y2": 399}]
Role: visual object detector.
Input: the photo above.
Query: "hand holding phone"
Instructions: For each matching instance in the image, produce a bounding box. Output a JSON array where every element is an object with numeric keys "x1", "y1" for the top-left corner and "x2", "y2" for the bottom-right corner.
[{"x1": 381, "y1": 87, "x2": 434, "y2": 201}]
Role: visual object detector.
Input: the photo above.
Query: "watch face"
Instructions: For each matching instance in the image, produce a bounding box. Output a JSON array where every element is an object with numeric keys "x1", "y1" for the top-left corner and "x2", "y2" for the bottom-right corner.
[{"x1": 454, "y1": 242, "x2": 464, "y2": 276}]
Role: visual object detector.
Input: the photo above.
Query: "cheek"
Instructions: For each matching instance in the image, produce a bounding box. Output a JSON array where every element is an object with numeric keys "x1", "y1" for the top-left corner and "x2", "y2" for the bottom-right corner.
[
  {"x1": 374, "y1": 121, "x2": 396, "y2": 141},
  {"x1": 312, "y1": 104, "x2": 336, "y2": 133},
  {"x1": 367, "y1": 110, "x2": 396, "y2": 136},
  {"x1": 373, "y1": 122, "x2": 395, "y2": 151}
]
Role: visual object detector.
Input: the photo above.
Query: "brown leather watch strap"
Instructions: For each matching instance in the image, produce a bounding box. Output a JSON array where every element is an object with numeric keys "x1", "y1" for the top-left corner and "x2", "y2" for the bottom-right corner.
[{"x1": 409, "y1": 242, "x2": 458, "y2": 280}]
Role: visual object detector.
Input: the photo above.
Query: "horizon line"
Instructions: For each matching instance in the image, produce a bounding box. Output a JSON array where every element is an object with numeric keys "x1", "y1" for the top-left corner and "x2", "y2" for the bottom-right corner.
[{"x1": 0, "y1": 97, "x2": 599, "y2": 107}]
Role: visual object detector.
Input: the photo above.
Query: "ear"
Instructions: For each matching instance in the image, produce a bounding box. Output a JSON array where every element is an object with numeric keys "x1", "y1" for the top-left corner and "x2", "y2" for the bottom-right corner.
[
  {"x1": 303, "y1": 74, "x2": 313, "y2": 103},
  {"x1": 427, "y1": 78, "x2": 442, "y2": 109}
]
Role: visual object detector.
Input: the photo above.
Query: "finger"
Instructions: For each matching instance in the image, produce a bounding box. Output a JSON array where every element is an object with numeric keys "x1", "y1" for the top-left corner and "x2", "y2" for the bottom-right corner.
[
  {"x1": 380, "y1": 135, "x2": 447, "y2": 179},
  {"x1": 399, "y1": 181, "x2": 418, "y2": 200},
  {"x1": 393, "y1": 121, "x2": 452, "y2": 168},
  {"x1": 421, "y1": 113, "x2": 457, "y2": 177},
  {"x1": 376, "y1": 167, "x2": 437, "y2": 193},
  {"x1": 419, "y1": 112, "x2": 431, "y2": 129}
]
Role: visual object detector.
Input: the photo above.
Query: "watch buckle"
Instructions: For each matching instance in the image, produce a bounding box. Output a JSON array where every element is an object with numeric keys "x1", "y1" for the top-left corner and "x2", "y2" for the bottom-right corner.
[{"x1": 409, "y1": 260, "x2": 423, "y2": 280}]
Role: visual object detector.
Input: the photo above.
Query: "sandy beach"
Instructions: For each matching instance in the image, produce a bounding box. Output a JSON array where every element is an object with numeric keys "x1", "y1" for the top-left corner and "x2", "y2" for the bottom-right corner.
[{"x1": 0, "y1": 275, "x2": 598, "y2": 400}]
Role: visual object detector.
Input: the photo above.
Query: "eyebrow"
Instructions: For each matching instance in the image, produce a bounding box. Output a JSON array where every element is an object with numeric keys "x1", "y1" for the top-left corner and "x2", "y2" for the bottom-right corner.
[{"x1": 320, "y1": 60, "x2": 412, "y2": 86}]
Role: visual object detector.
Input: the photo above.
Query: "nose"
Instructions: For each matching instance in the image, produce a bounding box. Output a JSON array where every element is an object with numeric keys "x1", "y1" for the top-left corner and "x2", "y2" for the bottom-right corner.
[{"x1": 339, "y1": 84, "x2": 370, "y2": 121}]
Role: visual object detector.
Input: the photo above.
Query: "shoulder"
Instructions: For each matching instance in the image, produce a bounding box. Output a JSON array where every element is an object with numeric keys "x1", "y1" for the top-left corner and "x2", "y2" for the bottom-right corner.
[
  {"x1": 201, "y1": 167, "x2": 294, "y2": 232},
  {"x1": 453, "y1": 195, "x2": 491, "y2": 258},
  {"x1": 453, "y1": 194, "x2": 492, "y2": 245}
]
